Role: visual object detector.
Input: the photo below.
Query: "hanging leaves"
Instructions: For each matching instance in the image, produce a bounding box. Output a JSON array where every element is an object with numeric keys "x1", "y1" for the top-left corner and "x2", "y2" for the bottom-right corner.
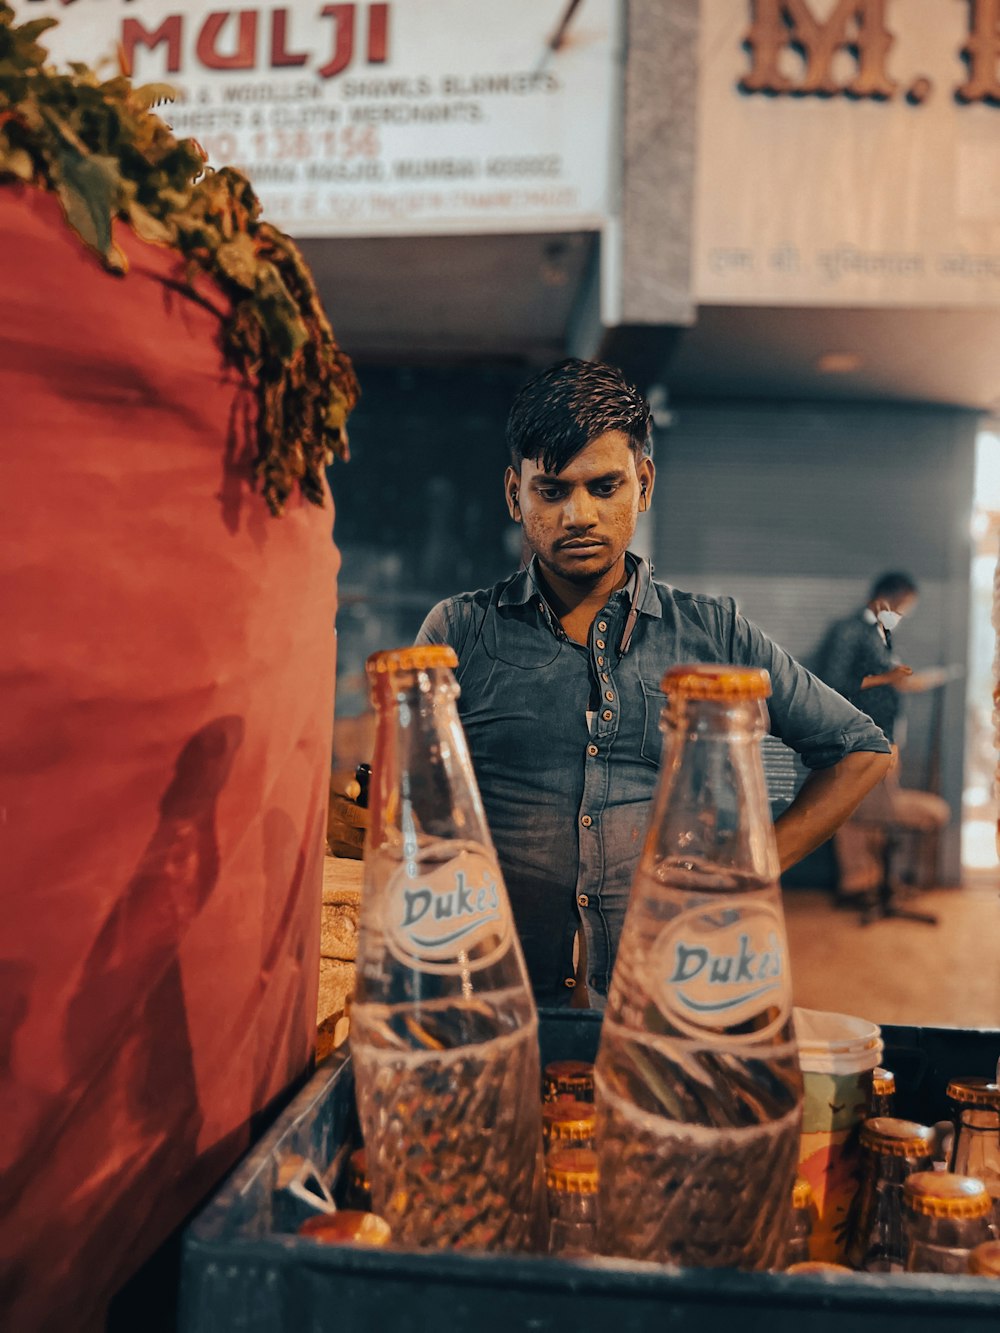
[{"x1": 0, "y1": 2, "x2": 359, "y2": 515}]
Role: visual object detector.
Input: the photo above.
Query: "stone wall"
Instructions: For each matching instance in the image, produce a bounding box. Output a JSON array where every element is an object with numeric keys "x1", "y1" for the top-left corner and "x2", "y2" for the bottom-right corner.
[{"x1": 316, "y1": 856, "x2": 362, "y2": 1060}]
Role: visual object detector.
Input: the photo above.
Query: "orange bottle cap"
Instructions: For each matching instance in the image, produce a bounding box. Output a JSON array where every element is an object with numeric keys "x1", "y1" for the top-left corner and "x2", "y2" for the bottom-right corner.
[
  {"x1": 792, "y1": 1175, "x2": 813, "y2": 1209},
  {"x1": 946, "y1": 1078, "x2": 1000, "y2": 1109},
  {"x1": 298, "y1": 1210, "x2": 392, "y2": 1246},
  {"x1": 860, "y1": 1117, "x2": 936, "y2": 1157},
  {"x1": 545, "y1": 1148, "x2": 599, "y2": 1194},
  {"x1": 366, "y1": 645, "x2": 458, "y2": 675},
  {"x1": 872, "y1": 1067, "x2": 896, "y2": 1097},
  {"x1": 786, "y1": 1261, "x2": 852, "y2": 1274},
  {"x1": 543, "y1": 1060, "x2": 595, "y2": 1099},
  {"x1": 660, "y1": 664, "x2": 772, "y2": 700},
  {"x1": 903, "y1": 1171, "x2": 992, "y2": 1220},
  {"x1": 542, "y1": 1097, "x2": 596, "y2": 1141}
]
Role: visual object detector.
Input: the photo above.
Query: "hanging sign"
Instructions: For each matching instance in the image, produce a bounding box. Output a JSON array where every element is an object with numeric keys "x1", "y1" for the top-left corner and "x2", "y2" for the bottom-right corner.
[{"x1": 24, "y1": 0, "x2": 620, "y2": 238}]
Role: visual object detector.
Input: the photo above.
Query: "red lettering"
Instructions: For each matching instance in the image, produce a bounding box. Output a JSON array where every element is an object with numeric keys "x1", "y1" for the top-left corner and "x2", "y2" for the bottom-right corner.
[
  {"x1": 121, "y1": 16, "x2": 183, "y2": 76},
  {"x1": 958, "y1": 0, "x2": 1000, "y2": 102},
  {"x1": 740, "y1": 0, "x2": 896, "y2": 99},
  {"x1": 270, "y1": 9, "x2": 309, "y2": 68},
  {"x1": 318, "y1": 4, "x2": 356, "y2": 79},
  {"x1": 740, "y1": 0, "x2": 794, "y2": 92},
  {"x1": 368, "y1": 3, "x2": 389, "y2": 64},
  {"x1": 196, "y1": 11, "x2": 258, "y2": 72}
]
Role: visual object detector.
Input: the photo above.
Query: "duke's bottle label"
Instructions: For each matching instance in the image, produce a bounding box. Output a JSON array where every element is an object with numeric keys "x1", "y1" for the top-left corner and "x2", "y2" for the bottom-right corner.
[
  {"x1": 650, "y1": 898, "x2": 791, "y2": 1042},
  {"x1": 385, "y1": 847, "x2": 511, "y2": 975}
]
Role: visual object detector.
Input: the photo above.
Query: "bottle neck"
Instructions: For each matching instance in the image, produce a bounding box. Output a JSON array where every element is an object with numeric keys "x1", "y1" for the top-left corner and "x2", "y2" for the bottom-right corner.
[
  {"x1": 368, "y1": 667, "x2": 480, "y2": 856},
  {"x1": 359, "y1": 664, "x2": 530, "y2": 1002},
  {"x1": 647, "y1": 696, "x2": 778, "y2": 885}
]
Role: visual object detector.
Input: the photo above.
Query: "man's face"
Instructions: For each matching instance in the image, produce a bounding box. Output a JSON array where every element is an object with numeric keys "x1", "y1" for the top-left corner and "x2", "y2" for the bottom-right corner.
[{"x1": 505, "y1": 430, "x2": 654, "y2": 586}]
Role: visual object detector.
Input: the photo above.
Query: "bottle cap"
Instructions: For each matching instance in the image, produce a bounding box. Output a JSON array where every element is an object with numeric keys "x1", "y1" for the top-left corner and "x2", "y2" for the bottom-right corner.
[
  {"x1": 946, "y1": 1078, "x2": 1000, "y2": 1109},
  {"x1": 785, "y1": 1261, "x2": 852, "y2": 1274},
  {"x1": 542, "y1": 1098, "x2": 596, "y2": 1143},
  {"x1": 366, "y1": 645, "x2": 458, "y2": 675},
  {"x1": 543, "y1": 1060, "x2": 595, "y2": 1101},
  {"x1": 860, "y1": 1116, "x2": 936, "y2": 1157},
  {"x1": 968, "y1": 1241, "x2": 1000, "y2": 1277},
  {"x1": 872, "y1": 1067, "x2": 896, "y2": 1097},
  {"x1": 661, "y1": 664, "x2": 772, "y2": 700},
  {"x1": 792, "y1": 1175, "x2": 813, "y2": 1209},
  {"x1": 545, "y1": 1148, "x2": 599, "y2": 1194},
  {"x1": 904, "y1": 1171, "x2": 992, "y2": 1219},
  {"x1": 298, "y1": 1210, "x2": 392, "y2": 1246}
]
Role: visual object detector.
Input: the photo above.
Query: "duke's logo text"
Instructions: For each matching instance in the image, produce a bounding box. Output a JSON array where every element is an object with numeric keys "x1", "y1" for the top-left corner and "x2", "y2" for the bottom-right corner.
[
  {"x1": 401, "y1": 872, "x2": 500, "y2": 941},
  {"x1": 652, "y1": 899, "x2": 793, "y2": 1040},
  {"x1": 385, "y1": 849, "x2": 510, "y2": 974},
  {"x1": 668, "y1": 930, "x2": 785, "y2": 1013}
]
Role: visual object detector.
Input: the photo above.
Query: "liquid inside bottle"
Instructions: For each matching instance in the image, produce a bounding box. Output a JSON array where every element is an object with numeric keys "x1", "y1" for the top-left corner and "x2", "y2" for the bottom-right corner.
[
  {"x1": 350, "y1": 647, "x2": 547, "y2": 1252},
  {"x1": 595, "y1": 667, "x2": 803, "y2": 1270}
]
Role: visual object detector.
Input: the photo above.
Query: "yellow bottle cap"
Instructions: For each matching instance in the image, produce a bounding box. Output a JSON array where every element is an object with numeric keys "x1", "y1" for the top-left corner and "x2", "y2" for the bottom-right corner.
[
  {"x1": 661, "y1": 664, "x2": 772, "y2": 700},
  {"x1": 872, "y1": 1067, "x2": 896, "y2": 1097},
  {"x1": 792, "y1": 1175, "x2": 813, "y2": 1209},
  {"x1": 298, "y1": 1210, "x2": 392, "y2": 1246},
  {"x1": 946, "y1": 1078, "x2": 1000, "y2": 1109},
  {"x1": 545, "y1": 1148, "x2": 599, "y2": 1194},
  {"x1": 542, "y1": 1097, "x2": 596, "y2": 1143},
  {"x1": 366, "y1": 645, "x2": 458, "y2": 675},
  {"x1": 903, "y1": 1171, "x2": 992, "y2": 1220},
  {"x1": 860, "y1": 1117, "x2": 936, "y2": 1157},
  {"x1": 786, "y1": 1261, "x2": 852, "y2": 1274},
  {"x1": 968, "y1": 1241, "x2": 1000, "y2": 1277},
  {"x1": 543, "y1": 1060, "x2": 595, "y2": 1100}
]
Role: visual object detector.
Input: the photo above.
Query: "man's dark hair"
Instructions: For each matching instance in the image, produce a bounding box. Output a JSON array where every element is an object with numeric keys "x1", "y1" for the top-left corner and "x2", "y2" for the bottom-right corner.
[
  {"x1": 870, "y1": 571, "x2": 919, "y2": 601},
  {"x1": 506, "y1": 358, "x2": 652, "y2": 474}
]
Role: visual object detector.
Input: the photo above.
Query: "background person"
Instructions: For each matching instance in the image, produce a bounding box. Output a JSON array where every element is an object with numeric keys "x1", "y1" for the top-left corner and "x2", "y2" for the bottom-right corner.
[{"x1": 812, "y1": 572, "x2": 952, "y2": 908}]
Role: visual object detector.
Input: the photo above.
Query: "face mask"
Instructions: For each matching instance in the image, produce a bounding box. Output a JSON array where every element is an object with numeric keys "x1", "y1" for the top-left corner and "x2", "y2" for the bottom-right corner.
[{"x1": 877, "y1": 609, "x2": 902, "y2": 633}]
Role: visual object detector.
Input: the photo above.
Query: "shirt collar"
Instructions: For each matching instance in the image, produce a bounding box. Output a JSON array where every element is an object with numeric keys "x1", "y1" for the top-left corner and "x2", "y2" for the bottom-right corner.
[{"x1": 497, "y1": 552, "x2": 662, "y2": 619}]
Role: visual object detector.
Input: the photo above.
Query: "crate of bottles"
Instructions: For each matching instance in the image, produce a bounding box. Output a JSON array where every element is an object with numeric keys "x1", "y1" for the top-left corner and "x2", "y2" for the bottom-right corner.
[{"x1": 179, "y1": 1010, "x2": 1000, "y2": 1333}]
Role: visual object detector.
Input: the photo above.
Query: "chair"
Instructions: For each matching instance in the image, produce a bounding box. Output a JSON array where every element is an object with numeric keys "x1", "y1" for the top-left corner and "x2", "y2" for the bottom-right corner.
[{"x1": 857, "y1": 822, "x2": 940, "y2": 926}]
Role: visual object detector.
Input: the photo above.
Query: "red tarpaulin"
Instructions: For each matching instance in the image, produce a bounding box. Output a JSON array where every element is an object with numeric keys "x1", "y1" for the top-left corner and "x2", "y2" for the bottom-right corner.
[{"x1": 0, "y1": 186, "x2": 339, "y2": 1331}]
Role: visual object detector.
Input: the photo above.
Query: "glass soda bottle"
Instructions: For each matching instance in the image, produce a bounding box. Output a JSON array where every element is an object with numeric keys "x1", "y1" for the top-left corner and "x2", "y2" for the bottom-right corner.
[
  {"x1": 349, "y1": 645, "x2": 547, "y2": 1251},
  {"x1": 594, "y1": 665, "x2": 804, "y2": 1269}
]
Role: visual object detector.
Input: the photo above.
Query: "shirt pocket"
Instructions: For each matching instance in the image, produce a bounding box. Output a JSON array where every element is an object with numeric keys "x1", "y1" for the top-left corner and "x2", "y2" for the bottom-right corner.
[{"x1": 640, "y1": 679, "x2": 668, "y2": 767}]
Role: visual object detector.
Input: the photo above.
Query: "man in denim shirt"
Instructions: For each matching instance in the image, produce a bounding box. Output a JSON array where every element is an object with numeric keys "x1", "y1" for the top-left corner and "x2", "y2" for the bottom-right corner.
[{"x1": 416, "y1": 360, "x2": 892, "y2": 1007}]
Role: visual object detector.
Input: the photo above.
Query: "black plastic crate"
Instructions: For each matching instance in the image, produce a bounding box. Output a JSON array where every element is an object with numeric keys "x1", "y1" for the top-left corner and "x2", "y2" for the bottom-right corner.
[{"x1": 179, "y1": 1012, "x2": 1000, "y2": 1332}]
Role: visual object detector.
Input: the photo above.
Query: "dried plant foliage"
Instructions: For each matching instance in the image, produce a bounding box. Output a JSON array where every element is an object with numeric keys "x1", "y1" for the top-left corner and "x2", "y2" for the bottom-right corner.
[{"x1": 0, "y1": 4, "x2": 359, "y2": 515}]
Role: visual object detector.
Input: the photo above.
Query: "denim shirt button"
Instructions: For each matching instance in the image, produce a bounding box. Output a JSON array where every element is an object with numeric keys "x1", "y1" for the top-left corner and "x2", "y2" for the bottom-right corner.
[
  {"x1": 601, "y1": 709, "x2": 612, "y2": 721},
  {"x1": 587, "y1": 743, "x2": 598, "y2": 756},
  {"x1": 564, "y1": 977, "x2": 576, "y2": 989},
  {"x1": 578, "y1": 894, "x2": 589, "y2": 907},
  {"x1": 597, "y1": 622, "x2": 608, "y2": 632},
  {"x1": 580, "y1": 814, "x2": 593, "y2": 827},
  {"x1": 604, "y1": 690, "x2": 614, "y2": 701},
  {"x1": 597, "y1": 656, "x2": 605, "y2": 666},
  {"x1": 596, "y1": 639, "x2": 606, "y2": 649}
]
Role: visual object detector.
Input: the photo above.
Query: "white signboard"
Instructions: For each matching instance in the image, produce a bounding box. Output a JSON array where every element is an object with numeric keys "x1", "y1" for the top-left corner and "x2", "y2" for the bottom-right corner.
[
  {"x1": 696, "y1": 0, "x2": 1000, "y2": 307},
  {"x1": 24, "y1": 0, "x2": 621, "y2": 237}
]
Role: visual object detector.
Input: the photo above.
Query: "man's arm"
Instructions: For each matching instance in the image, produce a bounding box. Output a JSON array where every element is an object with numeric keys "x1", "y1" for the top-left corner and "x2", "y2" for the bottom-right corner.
[
  {"x1": 728, "y1": 607, "x2": 893, "y2": 870},
  {"x1": 861, "y1": 664, "x2": 913, "y2": 691},
  {"x1": 862, "y1": 664, "x2": 954, "y2": 693},
  {"x1": 773, "y1": 748, "x2": 893, "y2": 872}
]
